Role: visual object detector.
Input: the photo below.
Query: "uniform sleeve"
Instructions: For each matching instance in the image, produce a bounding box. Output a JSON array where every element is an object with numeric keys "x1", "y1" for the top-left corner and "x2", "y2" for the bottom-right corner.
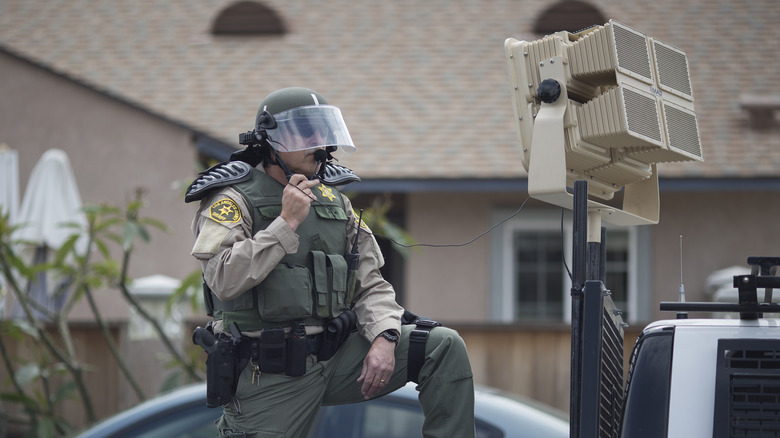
[
  {"x1": 344, "y1": 196, "x2": 404, "y2": 342},
  {"x1": 191, "y1": 187, "x2": 299, "y2": 301}
]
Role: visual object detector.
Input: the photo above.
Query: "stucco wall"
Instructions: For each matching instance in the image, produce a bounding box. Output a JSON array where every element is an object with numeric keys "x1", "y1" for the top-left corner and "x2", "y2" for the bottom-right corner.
[{"x1": 1, "y1": 50, "x2": 202, "y2": 322}]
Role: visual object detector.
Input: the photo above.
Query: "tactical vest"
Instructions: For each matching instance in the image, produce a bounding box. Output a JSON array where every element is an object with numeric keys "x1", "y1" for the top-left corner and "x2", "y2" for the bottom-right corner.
[{"x1": 213, "y1": 169, "x2": 356, "y2": 331}]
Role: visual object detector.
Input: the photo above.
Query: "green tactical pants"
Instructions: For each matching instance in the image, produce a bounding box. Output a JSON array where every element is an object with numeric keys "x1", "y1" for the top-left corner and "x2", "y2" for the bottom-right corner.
[{"x1": 215, "y1": 324, "x2": 476, "y2": 438}]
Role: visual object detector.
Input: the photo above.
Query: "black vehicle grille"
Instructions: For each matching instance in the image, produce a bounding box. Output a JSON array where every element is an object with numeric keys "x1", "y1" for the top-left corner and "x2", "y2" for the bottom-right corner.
[
  {"x1": 714, "y1": 339, "x2": 780, "y2": 437},
  {"x1": 600, "y1": 305, "x2": 624, "y2": 438}
]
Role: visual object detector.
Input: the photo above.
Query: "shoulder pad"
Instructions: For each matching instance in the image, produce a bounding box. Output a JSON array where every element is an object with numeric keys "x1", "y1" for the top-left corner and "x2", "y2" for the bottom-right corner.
[
  {"x1": 185, "y1": 161, "x2": 253, "y2": 203},
  {"x1": 320, "y1": 163, "x2": 361, "y2": 186}
]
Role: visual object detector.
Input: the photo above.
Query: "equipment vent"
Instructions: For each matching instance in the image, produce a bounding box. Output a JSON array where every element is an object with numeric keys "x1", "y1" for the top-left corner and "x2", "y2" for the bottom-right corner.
[
  {"x1": 569, "y1": 25, "x2": 617, "y2": 86},
  {"x1": 714, "y1": 339, "x2": 780, "y2": 438},
  {"x1": 611, "y1": 21, "x2": 653, "y2": 85},
  {"x1": 652, "y1": 39, "x2": 693, "y2": 101},
  {"x1": 576, "y1": 85, "x2": 663, "y2": 150}
]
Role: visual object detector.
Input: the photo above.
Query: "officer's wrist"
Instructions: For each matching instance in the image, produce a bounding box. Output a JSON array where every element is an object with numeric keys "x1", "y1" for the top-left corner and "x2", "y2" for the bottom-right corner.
[{"x1": 376, "y1": 329, "x2": 399, "y2": 346}]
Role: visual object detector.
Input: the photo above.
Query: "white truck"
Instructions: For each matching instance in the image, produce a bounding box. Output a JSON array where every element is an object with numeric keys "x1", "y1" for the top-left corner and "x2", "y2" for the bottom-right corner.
[{"x1": 622, "y1": 257, "x2": 780, "y2": 437}]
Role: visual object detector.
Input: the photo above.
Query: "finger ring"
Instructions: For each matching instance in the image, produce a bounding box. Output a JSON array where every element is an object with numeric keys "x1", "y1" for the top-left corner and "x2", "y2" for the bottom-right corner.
[{"x1": 380, "y1": 379, "x2": 385, "y2": 383}]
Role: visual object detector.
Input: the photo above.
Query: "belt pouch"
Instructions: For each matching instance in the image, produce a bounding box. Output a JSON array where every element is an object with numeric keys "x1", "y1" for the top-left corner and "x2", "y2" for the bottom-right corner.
[
  {"x1": 287, "y1": 323, "x2": 307, "y2": 377},
  {"x1": 258, "y1": 327, "x2": 286, "y2": 374},
  {"x1": 318, "y1": 317, "x2": 344, "y2": 361},
  {"x1": 205, "y1": 339, "x2": 238, "y2": 408}
]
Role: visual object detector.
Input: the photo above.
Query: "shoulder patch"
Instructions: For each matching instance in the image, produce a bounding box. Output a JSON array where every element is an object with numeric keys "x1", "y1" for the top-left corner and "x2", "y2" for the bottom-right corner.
[
  {"x1": 185, "y1": 161, "x2": 253, "y2": 203},
  {"x1": 209, "y1": 198, "x2": 242, "y2": 223}
]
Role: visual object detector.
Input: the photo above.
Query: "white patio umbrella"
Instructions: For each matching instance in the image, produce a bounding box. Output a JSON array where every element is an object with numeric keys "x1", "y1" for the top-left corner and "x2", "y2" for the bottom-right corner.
[
  {"x1": 0, "y1": 144, "x2": 20, "y2": 317},
  {"x1": 0, "y1": 144, "x2": 20, "y2": 224},
  {"x1": 11, "y1": 149, "x2": 88, "y2": 319}
]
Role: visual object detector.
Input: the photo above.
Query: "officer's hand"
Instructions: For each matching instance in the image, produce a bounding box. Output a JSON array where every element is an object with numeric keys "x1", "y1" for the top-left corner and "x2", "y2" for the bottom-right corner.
[
  {"x1": 357, "y1": 336, "x2": 396, "y2": 400},
  {"x1": 281, "y1": 174, "x2": 320, "y2": 231}
]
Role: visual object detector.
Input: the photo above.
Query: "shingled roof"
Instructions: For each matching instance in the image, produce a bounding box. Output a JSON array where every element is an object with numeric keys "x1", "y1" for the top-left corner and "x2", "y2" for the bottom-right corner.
[{"x1": 1, "y1": 0, "x2": 778, "y2": 181}]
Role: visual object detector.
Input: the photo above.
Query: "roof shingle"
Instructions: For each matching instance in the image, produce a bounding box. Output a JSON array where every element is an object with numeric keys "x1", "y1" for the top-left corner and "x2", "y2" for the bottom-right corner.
[{"x1": 1, "y1": 0, "x2": 778, "y2": 180}]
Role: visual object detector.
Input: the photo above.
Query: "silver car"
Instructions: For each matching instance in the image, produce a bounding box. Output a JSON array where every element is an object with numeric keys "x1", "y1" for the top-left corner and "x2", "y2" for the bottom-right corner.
[{"x1": 73, "y1": 382, "x2": 569, "y2": 438}]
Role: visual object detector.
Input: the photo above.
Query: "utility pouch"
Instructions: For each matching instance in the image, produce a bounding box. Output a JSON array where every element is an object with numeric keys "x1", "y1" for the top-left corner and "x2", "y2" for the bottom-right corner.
[
  {"x1": 286, "y1": 321, "x2": 307, "y2": 377},
  {"x1": 258, "y1": 327, "x2": 286, "y2": 374},
  {"x1": 317, "y1": 310, "x2": 357, "y2": 361}
]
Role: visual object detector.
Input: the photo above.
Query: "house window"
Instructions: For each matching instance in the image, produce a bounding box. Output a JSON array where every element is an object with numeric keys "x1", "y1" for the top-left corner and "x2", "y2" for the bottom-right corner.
[
  {"x1": 212, "y1": 1, "x2": 286, "y2": 36},
  {"x1": 512, "y1": 230, "x2": 566, "y2": 320},
  {"x1": 492, "y1": 207, "x2": 645, "y2": 323}
]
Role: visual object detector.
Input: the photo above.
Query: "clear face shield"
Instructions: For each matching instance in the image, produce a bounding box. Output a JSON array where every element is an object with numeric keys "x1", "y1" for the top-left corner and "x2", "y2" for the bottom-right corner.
[{"x1": 265, "y1": 105, "x2": 356, "y2": 153}]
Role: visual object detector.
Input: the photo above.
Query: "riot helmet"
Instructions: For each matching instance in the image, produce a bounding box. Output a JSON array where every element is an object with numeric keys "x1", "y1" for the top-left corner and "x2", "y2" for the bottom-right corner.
[{"x1": 257, "y1": 87, "x2": 356, "y2": 153}]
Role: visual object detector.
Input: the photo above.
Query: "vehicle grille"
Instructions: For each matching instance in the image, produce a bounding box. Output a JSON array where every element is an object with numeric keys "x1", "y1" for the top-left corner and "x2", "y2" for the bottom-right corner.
[
  {"x1": 600, "y1": 301, "x2": 624, "y2": 437},
  {"x1": 714, "y1": 339, "x2": 780, "y2": 437}
]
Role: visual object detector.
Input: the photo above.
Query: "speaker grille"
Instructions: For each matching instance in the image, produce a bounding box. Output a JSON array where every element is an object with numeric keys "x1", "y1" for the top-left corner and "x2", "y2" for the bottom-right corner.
[
  {"x1": 664, "y1": 102, "x2": 703, "y2": 160},
  {"x1": 612, "y1": 22, "x2": 653, "y2": 84},
  {"x1": 623, "y1": 87, "x2": 663, "y2": 144},
  {"x1": 653, "y1": 40, "x2": 693, "y2": 100}
]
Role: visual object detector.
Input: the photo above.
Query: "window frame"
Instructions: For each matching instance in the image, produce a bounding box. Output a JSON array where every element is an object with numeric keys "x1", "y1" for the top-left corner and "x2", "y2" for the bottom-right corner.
[{"x1": 491, "y1": 206, "x2": 648, "y2": 324}]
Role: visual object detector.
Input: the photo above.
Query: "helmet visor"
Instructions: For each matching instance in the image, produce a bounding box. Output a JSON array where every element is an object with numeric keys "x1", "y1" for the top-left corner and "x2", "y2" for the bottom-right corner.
[{"x1": 266, "y1": 105, "x2": 356, "y2": 153}]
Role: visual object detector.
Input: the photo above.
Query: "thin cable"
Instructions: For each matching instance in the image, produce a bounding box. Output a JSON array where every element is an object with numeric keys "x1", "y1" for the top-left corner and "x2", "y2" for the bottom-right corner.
[
  {"x1": 290, "y1": 183, "x2": 532, "y2": 250},
  {"x1": 561, "y1": 207, "x2": 573, "y2": 282},
  {"x1": 374, "y1": 196, "x2": 531, "y2": 249}
]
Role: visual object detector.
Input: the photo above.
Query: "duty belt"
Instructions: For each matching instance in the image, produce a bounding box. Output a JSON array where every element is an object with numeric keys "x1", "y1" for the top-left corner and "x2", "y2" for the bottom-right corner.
[{"x1": 237, "y1": 333, "x2": 322, "y2": 360}]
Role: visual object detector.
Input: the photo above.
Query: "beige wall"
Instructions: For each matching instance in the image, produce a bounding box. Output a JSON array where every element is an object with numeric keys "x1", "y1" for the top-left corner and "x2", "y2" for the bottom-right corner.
[
  {"x1": 404, "y1": 189, "x2": 780, "y2": 325},
  {"x1": 405, "y1": 192, "x2": 496, "y2": 322},
  {"x1": 1, "y1": 51, "x2": 203, "y2": 320}
]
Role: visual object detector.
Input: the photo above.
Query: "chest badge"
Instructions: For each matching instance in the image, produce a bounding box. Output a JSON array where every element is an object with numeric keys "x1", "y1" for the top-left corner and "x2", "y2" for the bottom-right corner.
[
  {"x1": 318, "y1": 184, "x2": 336, "y2": 202},
  {"x1": 209, "y1": 198, "x2": 241, "y2": 223}
]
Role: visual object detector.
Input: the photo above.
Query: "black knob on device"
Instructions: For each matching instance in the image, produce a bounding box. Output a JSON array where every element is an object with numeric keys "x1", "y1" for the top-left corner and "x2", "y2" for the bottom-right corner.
[{"x1": 537, "y1": 79, "x2": 562, "y2": 104}]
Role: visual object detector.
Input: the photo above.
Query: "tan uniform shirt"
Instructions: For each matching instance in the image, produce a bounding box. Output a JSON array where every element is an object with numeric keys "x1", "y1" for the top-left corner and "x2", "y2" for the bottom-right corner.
[{"x1": 190, "y1": 168, "x2": 403, "y2": 342}]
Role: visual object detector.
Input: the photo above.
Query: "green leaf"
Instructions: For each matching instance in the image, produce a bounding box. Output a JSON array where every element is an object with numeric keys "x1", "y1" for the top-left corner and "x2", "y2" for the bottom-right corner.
[
  {"x1": 36, "y1": 418, "x2": 56, "y2": 438},
  {"x1": 136, "y1": 224, "x2": 151, "y2": 243},
  {"x1": 121, "y1": 222, "x2": 138, "y2": 251},
  {"x1": 139, "y1": 217, "x2": 171, "y2": 234},
  {"x1": 94, "y1": 239, "x2": 111, "y2": 259},
  {"x1": 0, "y1": 391, "x2": 39, "y2": 411},
  {"x1": 10, "y1": 320, "x2": 40, "y2": 340},
  {"x1": 53, "y1": 234, "x2": 80, "y2": 264},
  {"x1": 52, "y1": 380, "x2": 77, "y2": 403}
]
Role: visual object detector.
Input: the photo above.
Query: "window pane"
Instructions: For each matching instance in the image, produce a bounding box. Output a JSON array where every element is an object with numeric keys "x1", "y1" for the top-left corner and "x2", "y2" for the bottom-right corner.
[
  {"x1": 513, "y1": 231, "x2": 563, "y2": 321},
  {"x1": 605, "y1": 230, "x2": 629, "y2": 319},
  {"x1": 508, "y1": 227, "x2": 629, "y2": 322}
]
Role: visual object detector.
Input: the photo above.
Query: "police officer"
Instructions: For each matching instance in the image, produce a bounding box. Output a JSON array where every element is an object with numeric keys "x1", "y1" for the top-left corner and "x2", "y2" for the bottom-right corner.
[{"x1": 188, "y1": 87, "x2": 475, "y2": 437}]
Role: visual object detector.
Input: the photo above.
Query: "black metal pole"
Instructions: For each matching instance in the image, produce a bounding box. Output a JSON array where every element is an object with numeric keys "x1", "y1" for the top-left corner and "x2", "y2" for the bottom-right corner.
[{"x1": 570, "y1": 181, "x2": 588, "y2": 438}]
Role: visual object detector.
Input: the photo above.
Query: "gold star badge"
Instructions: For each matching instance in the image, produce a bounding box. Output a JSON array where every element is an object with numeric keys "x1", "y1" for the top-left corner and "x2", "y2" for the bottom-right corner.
[
  {"x1": 209, "y1": 199, "x2": 241, "y2": 223},
  {"x1": 318, "y1": 184, "x2": 336, "y2": 202}
]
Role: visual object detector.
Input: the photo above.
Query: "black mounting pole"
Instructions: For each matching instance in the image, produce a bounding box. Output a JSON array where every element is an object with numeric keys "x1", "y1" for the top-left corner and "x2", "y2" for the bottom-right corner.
[{"x1": 570, "y1": 181, "x2": 588, "y2": 438}]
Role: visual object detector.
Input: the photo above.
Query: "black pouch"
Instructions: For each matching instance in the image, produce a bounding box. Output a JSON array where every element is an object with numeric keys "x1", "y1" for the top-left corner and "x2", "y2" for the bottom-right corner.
[
  {"x1": 317, "y1": 310, "x2": 357, "y2": 362},
  {"x1": 258, "y1": 327, "x2": 286, "y2": 374},
  {"x1": 286, "y1": 321, "x2": 307, "y2": 377},
  {"x1": 318, "y1": 316, "x2": 344, "y2": 362}
]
